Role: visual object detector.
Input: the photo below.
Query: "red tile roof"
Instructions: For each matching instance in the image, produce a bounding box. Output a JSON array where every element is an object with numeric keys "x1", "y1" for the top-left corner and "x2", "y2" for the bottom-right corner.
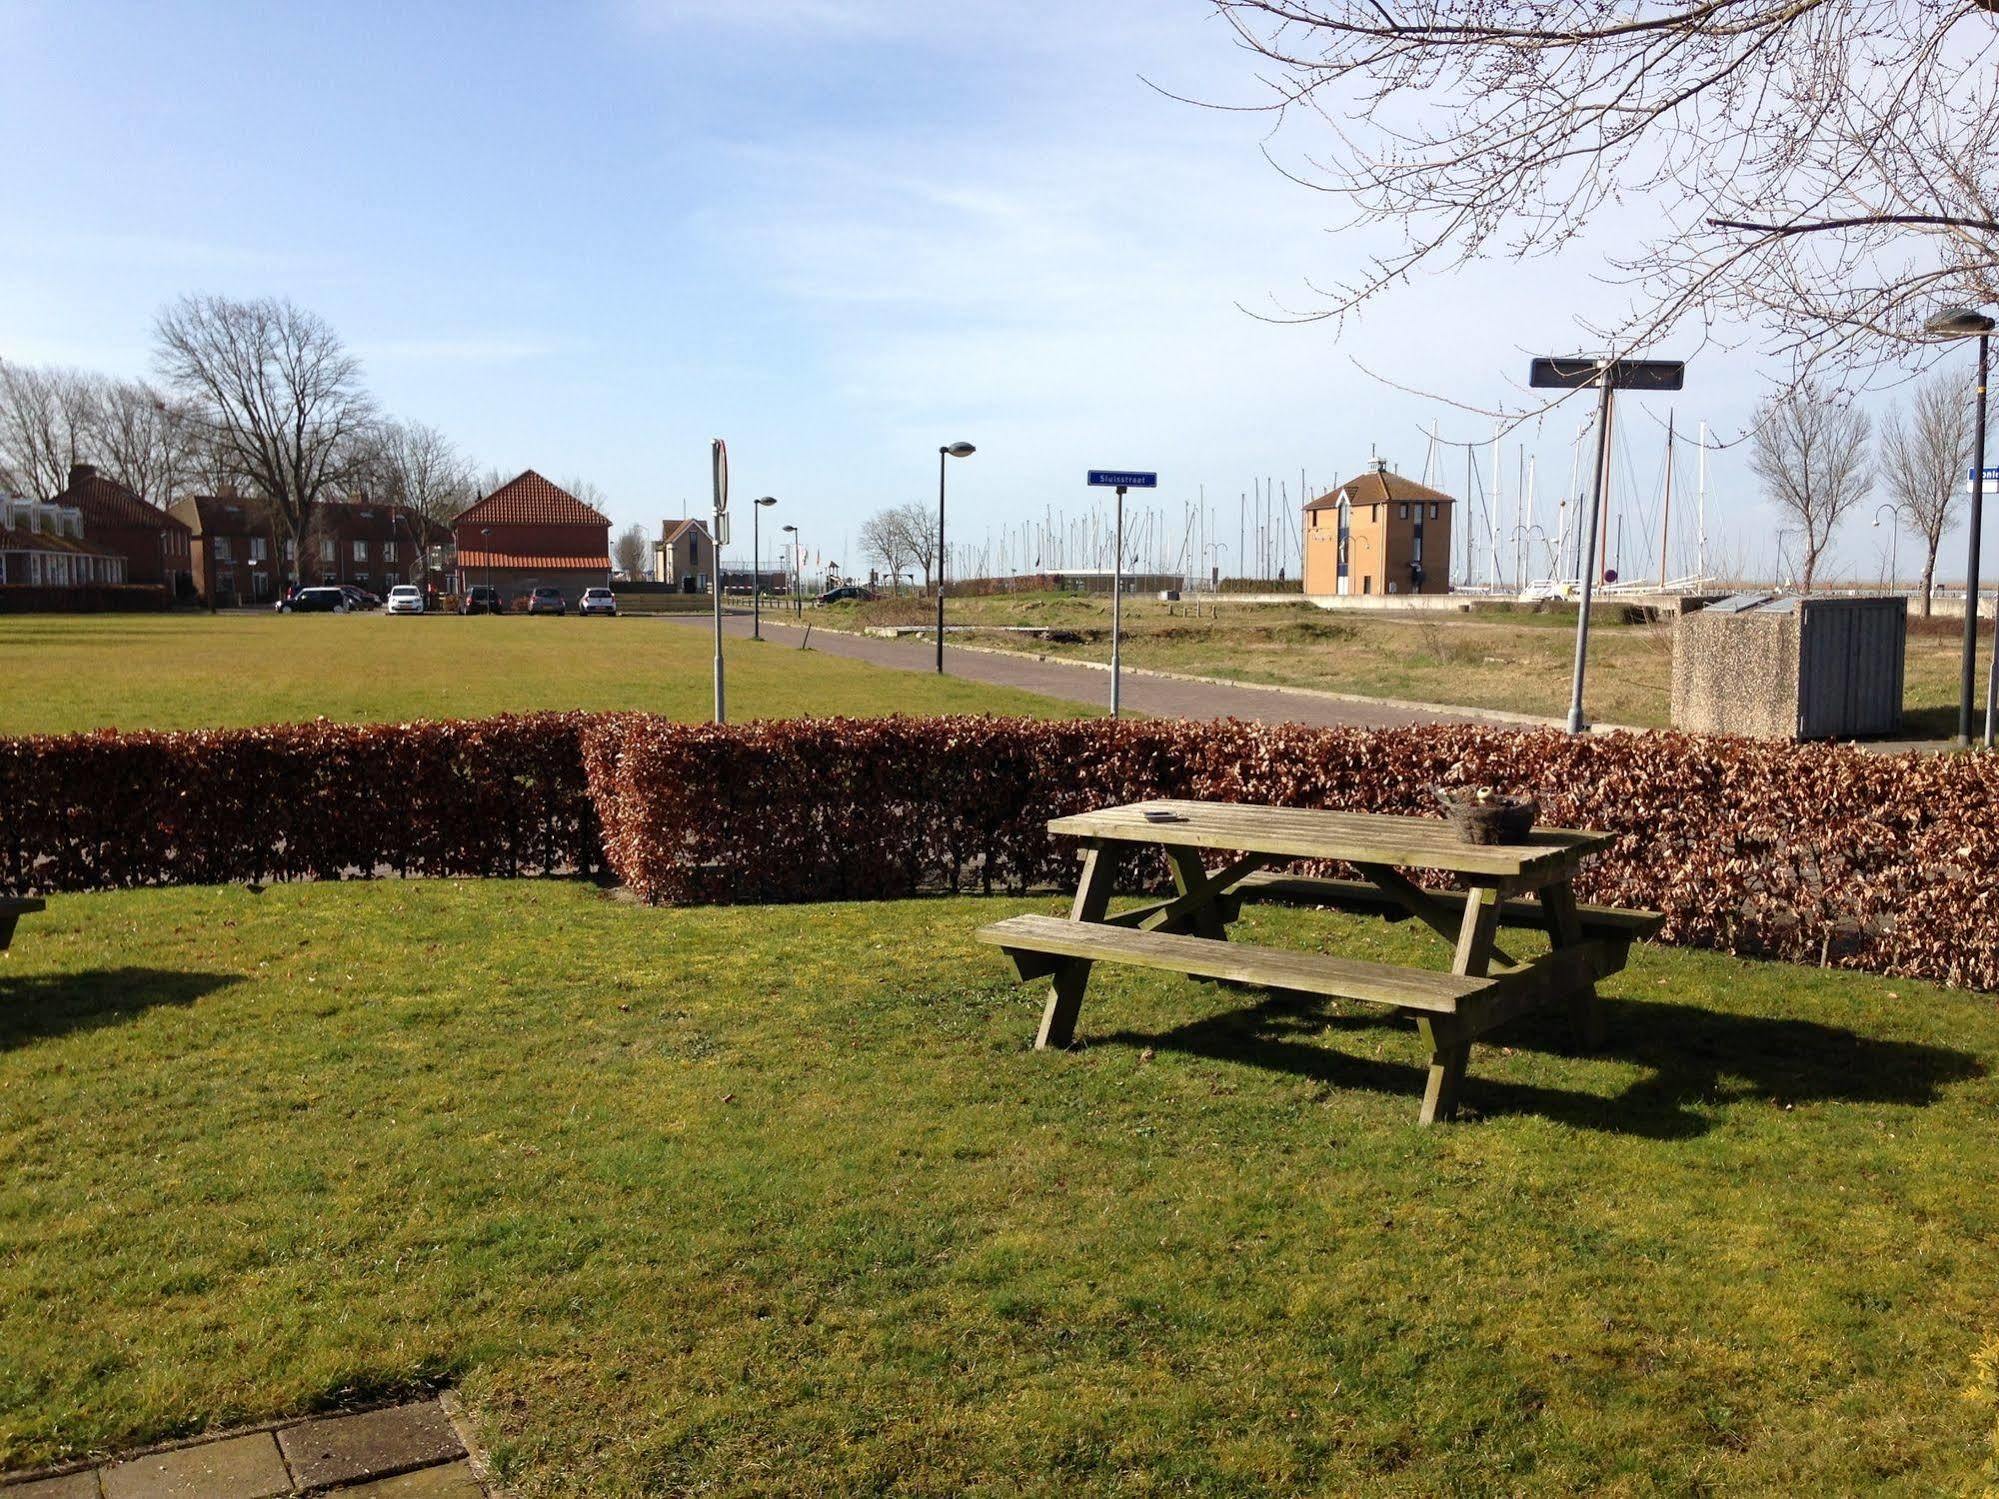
[
  {"x1": 660, "y1": 517, "x2": 710, "y2": 545},
  {"x1": 55, "y1": 465, "x2": 193, "y2": 534},
  {"x1": 457, "y1": 549, "x2": 612, "y2": 571},
  {"x1": 454, "y1": 471, "x2": 610, "y2": 529},
  {"x1": 1304, "y1": 469, "x2": 1456, "y2": 512}
]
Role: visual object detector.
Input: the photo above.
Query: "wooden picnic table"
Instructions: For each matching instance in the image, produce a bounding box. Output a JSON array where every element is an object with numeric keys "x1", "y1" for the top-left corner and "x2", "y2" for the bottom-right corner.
[{"x1": 977, "y1": 799, "x2": 1659, "y2": 1124}]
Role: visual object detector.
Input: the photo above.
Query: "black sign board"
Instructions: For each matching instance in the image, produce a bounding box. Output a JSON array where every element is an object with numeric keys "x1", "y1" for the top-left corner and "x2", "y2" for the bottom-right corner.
[{"x1": 1529, "y1": 356, "x2": 1685, "y2": 391}]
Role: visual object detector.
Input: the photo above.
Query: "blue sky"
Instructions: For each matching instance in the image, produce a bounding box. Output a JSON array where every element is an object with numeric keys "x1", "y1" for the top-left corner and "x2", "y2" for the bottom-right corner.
[{"x1": 2, "y1": 0, "x2": 1988, "y2": 585}]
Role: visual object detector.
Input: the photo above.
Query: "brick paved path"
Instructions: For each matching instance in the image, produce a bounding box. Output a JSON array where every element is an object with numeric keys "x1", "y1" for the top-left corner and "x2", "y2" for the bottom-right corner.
[{"x1": 679, "y1": 613, "x2": 1544, "y2": 730}]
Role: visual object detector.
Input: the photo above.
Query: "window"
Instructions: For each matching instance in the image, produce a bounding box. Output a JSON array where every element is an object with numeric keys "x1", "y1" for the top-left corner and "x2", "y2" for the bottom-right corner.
[
  {"x1": 1412, "y1": 533, "x2": 1423, "y2": 562},
  {"x1": 1430, "y1": 502, "x2": 1439, "y2": 520},
  {"x1": 320, "y1": 538, "x2": 336, "y2": 564},
  {"x1": 383, "y1": 541, "x2": 398, "y2": 562},
  {"x1": 352, "y1": 540, "x2": 368, "y2": 563},
  {"x1": 1388, "y1": 580, "x2": 1399, "y2": 594},
  {"x1": 284, "y1": 539, "x2": 297, "y2": 562},
  {"x1": 214, "y1": 536, "x2": 234, "y2": 563},
  {"x1": 1362, "y1": 576, "x2": 1372, "y2": 595},
  {"x1": 250, "y1": 536, "x2": 268, "y2": 562},
  {"x1": 1398, "y1": 503, "x2": 1408, "y2": 519}
]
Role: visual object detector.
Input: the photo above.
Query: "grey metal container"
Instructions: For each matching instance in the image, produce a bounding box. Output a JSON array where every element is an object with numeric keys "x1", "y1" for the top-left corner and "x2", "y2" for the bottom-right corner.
[{"x1": 1671, "y1": 594, "x2": 1907, "y2": 740}]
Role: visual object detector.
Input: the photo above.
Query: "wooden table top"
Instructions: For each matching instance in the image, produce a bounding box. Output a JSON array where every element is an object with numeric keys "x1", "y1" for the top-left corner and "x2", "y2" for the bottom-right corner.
[{"x1": 1045, "y1": 799, "x2": 1616, "y2": 880}]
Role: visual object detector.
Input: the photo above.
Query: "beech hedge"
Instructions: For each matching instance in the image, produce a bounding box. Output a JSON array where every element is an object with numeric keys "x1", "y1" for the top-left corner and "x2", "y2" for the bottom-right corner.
[
  {"x1": 0, "y1": 713, "x2": 601, "y2": 893},
  {"x1": 585, "y1": 714, "x2": 1999, "y2": 992},
  {"x1": 5, "y1": 711, "x2": 1997, "y2": 991}
]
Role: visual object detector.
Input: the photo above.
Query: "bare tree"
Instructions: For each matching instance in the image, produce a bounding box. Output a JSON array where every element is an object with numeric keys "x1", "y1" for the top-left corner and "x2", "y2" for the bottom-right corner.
[
  {"x1": 88, "y1": 378, "x2": 206, "y2": 507},
  {"x1": 1202, "y1": 2, "x2": 1999, "y2": 388},
  {"x1": 1878, "y1": 374, "x2": 1980, "y2": 615},
  {"x1": 561, "y1": 476, "x2": 609, "y2": 515},
  {"x1": 0, "y1": 361, "x2": 99, "y2": 497},
  {"x1": 892, "y1": 501, "x2": 940, "y2": 591},
  {"x1": 860, "y1": 506, "x2": 922, "y2": 590},
  {"x1": 359, "y1": 419, "x2": 476, "y2": 580},
  {"x1": 613, "y1": 523, "x2": 650, "y2": 577},
  {"x1": 1749, "y1": 386, "x2": 1872, "y2": 592},
  {"x1": 153, "y1": 295, "x2": 376, "y2": 586}
]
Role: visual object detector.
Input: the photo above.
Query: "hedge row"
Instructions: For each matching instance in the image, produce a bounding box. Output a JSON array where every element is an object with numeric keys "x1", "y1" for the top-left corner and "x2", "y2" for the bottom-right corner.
[
  {"x1": 0, "y1": 713, "x2": 601, "y2": 892},
  {"x1": 585, "y1": 715, "x2": 1999, "y2": 992},
  {"x1": 6, "y1": 711, "x2": 1997, "y2": 991}
]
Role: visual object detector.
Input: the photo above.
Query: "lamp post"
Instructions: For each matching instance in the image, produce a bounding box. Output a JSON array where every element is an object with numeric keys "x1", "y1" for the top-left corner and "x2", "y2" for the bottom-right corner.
[
  {"x1": 752, "y1": 496, "x2": 777, "y2": 641},
  {"x1": 1872, "y1": 503, "x2": 1900, "y2": 592},
  {"x1": 782, "y1": 523, "x2": 799, "y2": 618},
  {"x1": 1923, "y1": 306, "x2": 1995, "y2": 747},
  {"x1": 936, "y1": 442, "x2": 976, "y2": 673}
]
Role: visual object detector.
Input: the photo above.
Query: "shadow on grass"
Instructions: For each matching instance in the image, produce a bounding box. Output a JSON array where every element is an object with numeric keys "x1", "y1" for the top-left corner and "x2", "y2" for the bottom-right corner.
[
  {"x1": 0, "y1": 968, "x2": 242, "y2": 1051},
  {"x1": 1100, "y1": 991, "x2": 1984, "y2": 1139}
]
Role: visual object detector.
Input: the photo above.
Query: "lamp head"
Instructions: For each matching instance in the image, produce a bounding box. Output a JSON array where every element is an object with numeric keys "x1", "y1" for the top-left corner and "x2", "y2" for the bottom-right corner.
[
  {"x1": 755, "y1": 495, "x2": 777, "y2": 507},
  {"x1": 941, "y1": 442, "x2": 976, "y2": 458},
  {"x1": 1924, "y1": 306, "x2": 1996, "y2": 338}
]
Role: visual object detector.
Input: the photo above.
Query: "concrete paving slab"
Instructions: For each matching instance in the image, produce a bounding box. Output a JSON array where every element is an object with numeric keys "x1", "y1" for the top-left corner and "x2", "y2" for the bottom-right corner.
[
  {"x1": 336, "y1": 1460, "x2": 484, "y2": 1496},
  {"x1": 0, "y1": 1472, "x2": 101, "y2": 1497},
  {"x1": 99, "y1": 1433, "x2": 289, "y2": 1499},
  {"x1": 276, "y1": 1403, "x2": 463, "y2": 1491}
]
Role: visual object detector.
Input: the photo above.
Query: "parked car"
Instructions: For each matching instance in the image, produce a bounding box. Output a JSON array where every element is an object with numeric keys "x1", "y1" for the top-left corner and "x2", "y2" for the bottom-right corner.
[
  {"x1": 527, "y1": 586, "x2": 567, "y2": 616},
  {"x1": 386, "y1": 584, "x2": 424, "y2": 615},
  {"x1": 579, "y1": 586, "x2": 618, "y2": 617},
  {"x1": 340, "y1": 585, "x2": 382, "y2": 611},
  {"x1": 287, "y1": 586, "x2": 350, "y2": 614},
  {"x1": 459, "y1": 585, "x2": 503, "y2": 615},
  {"x1": 817, "y1": 584, "x2": 876, "y2": 604}
]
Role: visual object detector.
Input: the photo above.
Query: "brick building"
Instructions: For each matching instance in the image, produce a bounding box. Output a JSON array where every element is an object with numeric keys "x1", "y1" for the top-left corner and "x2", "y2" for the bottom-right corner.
[
  {"x1": 654, "y1": 517, "x2": 712, "y2": 592},
  {"x1": 169, "y1": 493, "x2": 445, "y2": 607},
  {"x1": 1301, "y1": 465, "x2": 1456, "y2": 599},
  {"x1": 453, "y1": 471, "x2": 611, "y2": 605},
  {"x1": 51, "y1": 465, "x2": 194, "y2": 594},
  {"x1": 0, "y1": 495, "x2": 128, "y2": 587}
]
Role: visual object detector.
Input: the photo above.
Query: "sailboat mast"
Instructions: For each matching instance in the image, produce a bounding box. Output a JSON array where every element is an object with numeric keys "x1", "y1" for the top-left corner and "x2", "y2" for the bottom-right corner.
[{"x1": 1696, "y1": 421, "x2": 1708, "y2": 582}]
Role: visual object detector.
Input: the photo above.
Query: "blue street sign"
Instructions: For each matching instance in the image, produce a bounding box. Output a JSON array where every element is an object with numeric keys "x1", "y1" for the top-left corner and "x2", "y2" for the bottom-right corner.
[
  {"x1": 1087, "y1": 469, "x2": 1157, "y2": 489},
  {"x1": 1970, "y1": 467, "x2": 1999, "y2": 481}
]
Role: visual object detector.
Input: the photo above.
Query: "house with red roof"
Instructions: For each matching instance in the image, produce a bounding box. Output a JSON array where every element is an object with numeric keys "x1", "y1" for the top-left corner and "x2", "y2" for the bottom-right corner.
[
  {"x1": 51, "y1": 464, "x2": 194, "y2": 594},
  {"x1": 452, "y1": 471, "x2": 611, "y2": 606}
]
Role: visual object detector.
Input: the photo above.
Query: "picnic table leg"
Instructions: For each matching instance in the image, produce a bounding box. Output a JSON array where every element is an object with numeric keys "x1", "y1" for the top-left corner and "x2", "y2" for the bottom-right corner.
[
  {"x1": 1163, "y1": 846, "x2": 1230, "y2": 940},
  {"x1": 1037, "y1": 842, "x2": 1121, "y2": 1049},
  {"x1": 1412, "y1": 884, "x2": 1504, "y2": 1124},
  {"x1": 1416, "y1": 1016, "x2": 1470, "y2": 1125},
  {"x1": 1541, "y1": 881, "x2": 1606, "y2": 1052},
  {"x1": 0, "y1": 914, "x2": 16, "y2": 953}
]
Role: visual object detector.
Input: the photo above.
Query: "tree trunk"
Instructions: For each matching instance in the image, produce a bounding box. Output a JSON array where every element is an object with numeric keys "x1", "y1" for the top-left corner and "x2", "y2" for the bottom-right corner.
[{"x1": 1921, "y1": 550, "x2": 1938, "y2": 617}]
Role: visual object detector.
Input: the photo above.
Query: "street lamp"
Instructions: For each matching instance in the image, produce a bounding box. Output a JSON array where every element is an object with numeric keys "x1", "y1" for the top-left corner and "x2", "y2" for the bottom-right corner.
[
  {"x1": 782, "y1": 523, "x2": 799, "y2": 618},
  {"x1": 752, "y1": 496, "x2": 777, "y2": 640},
  {"x1": 1872, "y1": 503, "x2": 1900, "y2": 592},
  {"x1": 1923, "y1": 305, "x2": 1995, "y2": 747},
  {"x1": 936, "y1": 441, "x2": 976, "y2": 673}
]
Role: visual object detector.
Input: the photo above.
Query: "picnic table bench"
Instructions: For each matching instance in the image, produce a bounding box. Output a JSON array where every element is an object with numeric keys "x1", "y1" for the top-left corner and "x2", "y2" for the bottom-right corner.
[
  {"x1": 977, "y1": 799, "x2": 1659, "y2": 1124},
  {"x1": 1, "y1": 898, "x2": 43, "y2": 954}
]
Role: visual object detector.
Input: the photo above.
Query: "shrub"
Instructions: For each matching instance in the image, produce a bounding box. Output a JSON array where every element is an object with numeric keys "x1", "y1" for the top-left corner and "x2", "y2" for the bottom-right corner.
[
  {"x1": 0, "y1": 713, "x2": 601, "y2": 893},
  {"x1": 585, "y1": 715, "x2": 1999, "y2": 992}
]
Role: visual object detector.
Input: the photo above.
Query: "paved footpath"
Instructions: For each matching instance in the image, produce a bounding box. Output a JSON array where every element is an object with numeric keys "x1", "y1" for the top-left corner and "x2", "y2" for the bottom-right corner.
[
  {"x1": 3, "y1": 1398, "x2": 493, "y2": 1498},
  {"x1": 675, "y1": 613, "x2": 1543, "y2": 730}
]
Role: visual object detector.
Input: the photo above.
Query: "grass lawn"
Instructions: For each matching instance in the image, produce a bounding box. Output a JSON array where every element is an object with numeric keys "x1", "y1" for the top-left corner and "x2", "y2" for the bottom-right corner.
[
  {"x1": 0, "y1": 613, "x2": 1085, "y2": 736},
  {"x1": 4, "y1": 881, "x2": 1996, "y2": 1494},
  {"x1": 831, "y1": 592, "x2": 1990, "y2": 734}
]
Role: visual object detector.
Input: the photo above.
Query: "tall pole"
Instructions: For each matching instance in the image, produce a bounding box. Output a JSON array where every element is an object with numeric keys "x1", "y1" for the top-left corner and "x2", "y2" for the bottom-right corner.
[
  {"x1": 711, "y1": 439, "x2": 726, "y2": 725},
  {"x1": 1697, "y1": 420, "x2": 1709, "y2": 582},
  {"x1": 1962, "y1": 333, "x2": 1988, "y2": 747},
  {"x1": 752, "y1": 500, "x2": 763, "y2": 642},
  {"x1": 1567, "y1": 363, "x2": 1616, "y2": 734},
  {"x1": 1972, "y1": 332, "x2": 1992, "y2": 747},
  {"x1": 935, "y1": 448, "x2": 948, "y2": 673},
  {"x1": 1659, "y1": 408, "x2": 1675, "y2": 589},
  {"x1": 1112, "y1": 484, "x2": 1125, "y2": 717}
]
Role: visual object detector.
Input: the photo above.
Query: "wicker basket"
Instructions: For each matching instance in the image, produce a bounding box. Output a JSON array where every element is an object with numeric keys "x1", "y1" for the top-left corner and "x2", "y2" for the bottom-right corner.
[{"x1": 1432, "y1": 786, "x2": 1539, "y2": 845}]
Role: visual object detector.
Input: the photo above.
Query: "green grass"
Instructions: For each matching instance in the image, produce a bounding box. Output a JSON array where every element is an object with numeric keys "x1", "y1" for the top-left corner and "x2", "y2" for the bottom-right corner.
[
  {"x1": 834, "y1": 592, "x2": 1988, "y2": 734},
  {"x1": 4, "y1": 881, "x2": 1996, "y2": 1494},
  {"x1": 0, "y1": 614, "x2": 1085, "y2": 736}
]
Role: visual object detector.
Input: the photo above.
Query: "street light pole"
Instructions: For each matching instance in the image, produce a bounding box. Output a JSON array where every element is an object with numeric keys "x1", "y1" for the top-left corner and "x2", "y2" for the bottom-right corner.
[
  {"x1": 935, "y1": 442, "x2": 976, "y2": 673},
  {"x1": 752, "y1": 497, "x2": 776, "y2": 641},
  {"x1": 1923, "y1": 309, "x2": 1995, "y2": 746},
  {"x1": 1873, "y1": 503, "x2": 1900, "y2": 592},
  {"x1": 782, "y1": 523, "x2": 799, "y2": 620}
]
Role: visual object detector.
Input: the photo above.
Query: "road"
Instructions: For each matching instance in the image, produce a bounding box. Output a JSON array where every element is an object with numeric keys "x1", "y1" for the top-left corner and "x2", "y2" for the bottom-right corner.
[{"x1": 671, "y1": 611, "x2": 1541, "y2": 730}]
